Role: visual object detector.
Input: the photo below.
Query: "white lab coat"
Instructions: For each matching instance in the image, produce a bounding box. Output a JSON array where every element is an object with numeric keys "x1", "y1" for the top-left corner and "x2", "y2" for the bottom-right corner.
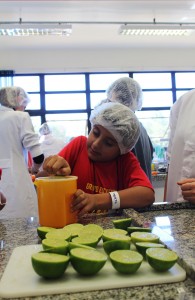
[
  {"x1": 0, "y1": 106, "x2": 43, "y2": 218},
  {"x1": 166, "y1": 89, "x2": 195, "y2": 202},
  {"x1": 40, "y1": 133, "x2": 65, "y2": 158}
]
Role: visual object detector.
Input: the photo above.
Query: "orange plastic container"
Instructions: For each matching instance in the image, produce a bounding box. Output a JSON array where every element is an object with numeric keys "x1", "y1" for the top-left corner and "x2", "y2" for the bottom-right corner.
[{"x1": 34, "y1": 176, "x2": 78, "y2": 228}]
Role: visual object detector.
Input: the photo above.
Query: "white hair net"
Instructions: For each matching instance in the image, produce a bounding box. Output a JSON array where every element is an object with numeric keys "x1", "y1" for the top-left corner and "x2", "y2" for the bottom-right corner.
[
  {"x1": 90, "y1": 102, "x2": 140, "y2": 155},
  {"x1": 106, "y1": 77, "x2": 143, "y2": 111},
  {"x1": 0, "y1": 86, "x2": 31, "y2": 109},
  {"x1": 39, "y1": 122, "x2": 52, "y2": 136}
]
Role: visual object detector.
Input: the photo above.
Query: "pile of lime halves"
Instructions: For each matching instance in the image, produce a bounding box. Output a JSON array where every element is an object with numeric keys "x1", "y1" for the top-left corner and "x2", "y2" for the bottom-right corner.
[{"x1": 31, "y1": 218, "x2": 178, "y2": 279}]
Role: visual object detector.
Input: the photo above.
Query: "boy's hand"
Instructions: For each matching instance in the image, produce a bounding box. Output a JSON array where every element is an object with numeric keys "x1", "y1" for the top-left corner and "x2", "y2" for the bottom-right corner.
[
  {"x1": 71, "y1": 189, "x2": 96, "y2": 216},
  {"x1": 177, "y1": 178, "x2": 195, "y2": 204},
  {"x1": 43, "y1": 155, "x2": 71, "y2": 176}
]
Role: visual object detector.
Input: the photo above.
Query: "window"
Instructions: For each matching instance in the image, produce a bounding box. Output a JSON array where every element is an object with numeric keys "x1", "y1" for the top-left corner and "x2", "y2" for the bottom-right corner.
[
  {"x1": 45, "y1": 93, "x2": 86, "y2": 110},
  {"x1": 11, "y1": 71, "x2": 194, "y2": 153}
]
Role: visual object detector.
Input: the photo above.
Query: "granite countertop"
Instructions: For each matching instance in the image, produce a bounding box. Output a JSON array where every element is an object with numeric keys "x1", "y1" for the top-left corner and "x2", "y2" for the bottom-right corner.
[{"x1": 0, "y1": 203, "x2": 195, "y2": 300}]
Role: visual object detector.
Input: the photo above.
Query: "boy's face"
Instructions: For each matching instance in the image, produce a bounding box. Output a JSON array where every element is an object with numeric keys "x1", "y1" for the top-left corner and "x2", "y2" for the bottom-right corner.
[{"x1": 87, "y1": 125, "x2": 120, "y2": 162}]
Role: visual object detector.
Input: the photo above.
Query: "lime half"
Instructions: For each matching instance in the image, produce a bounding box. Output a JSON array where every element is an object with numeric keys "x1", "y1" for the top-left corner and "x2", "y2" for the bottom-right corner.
[
  {"x1": 71, "y1": 236, "x2": 99, "y2": 248},
  {"x1": 31, "y1": 252, "x2": 70, "y2": 279},
  {"x1": 102, "y1": 228, "x2": 128, "y2": 242},
  {"x1": 135, "y1": 242, "x2": 165, "y2": 258},
  {"x1": 37, "y1": 226, "x2": 55, "y2": 240},
  {"x1": 63, "y1": 223, "x2": 84, "y2": 238},
  {"x1": 131, "y1": 232, "x2": 159, "y2": 244},
  {"x1": 110, "y1": 250, "x2": 143, "y2": 274},
  {"x1": 103, "y1": 239, "x2": 130, "y2": 255},
  {"x1": 45, "y1": 228, "x2": 72, "y2": 241},
  {"x1": 127, "y1": 227, "x2": 152, "y2": 234},
  {"x1": 112, "y1": 218, "x2": 132, "y2": 230},
  {"x1": 70, "y1": 248, "x2": 107, "y2": 276},
  {"x1": 78, "y1": 224, "x2": 104, "y2": 241},
  {"x1": 146, "y1": 248, "x2": 178, "y2": 272},
  {"x1": 42, "y1": 238, "x2": 69, "y2": 255},
  {"x1": 68, "y1": 242, "x2": 94, "y2": 252}
]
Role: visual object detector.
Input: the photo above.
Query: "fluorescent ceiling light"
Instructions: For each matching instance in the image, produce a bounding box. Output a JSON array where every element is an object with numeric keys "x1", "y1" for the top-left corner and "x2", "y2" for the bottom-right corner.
[
  {"x1": 0, "y1": 23, "x2": 72, "y2": 36},
  {"x1": 119, "y1": 24, "x2": 195, "y2": 36}
]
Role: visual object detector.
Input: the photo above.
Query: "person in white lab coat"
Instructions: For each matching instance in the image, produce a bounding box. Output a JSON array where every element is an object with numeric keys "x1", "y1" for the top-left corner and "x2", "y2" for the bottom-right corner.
[
  {"x1": 39, "y1": 122, "x2": 65, "y2": 158},
  {"x1": 0, "y1": 86, "x2": 44, "y2": 218},
  {"x1": 165, "y1": 89, "x2": 195, "y2": 204}
]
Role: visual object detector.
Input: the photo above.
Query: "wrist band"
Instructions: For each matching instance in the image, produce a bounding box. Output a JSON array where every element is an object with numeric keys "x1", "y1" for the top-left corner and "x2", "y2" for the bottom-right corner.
[{"x1": 109, "y1": 191, "x2": 120, "y2": 209}]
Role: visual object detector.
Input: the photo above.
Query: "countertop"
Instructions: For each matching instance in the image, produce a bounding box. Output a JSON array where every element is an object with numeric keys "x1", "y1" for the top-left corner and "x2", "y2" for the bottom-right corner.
[{"x1": 0, "y1": 202, "x2": 195, "y2": 300}]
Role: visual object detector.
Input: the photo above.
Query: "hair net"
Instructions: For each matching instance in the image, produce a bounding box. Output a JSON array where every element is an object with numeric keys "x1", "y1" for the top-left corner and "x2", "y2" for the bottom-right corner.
[
  {"x1": 90, "y1": 102, "x2": 140, "y2": 155},
  {"x1": 39, "y1": 122, "x2": 52, "y2": 136},
  {"x1": 0, "y1": 86, "x2": 31, "y2": 109},
  {"x1": 106, "y1": 77, "x2": 143, "y2": 111}
]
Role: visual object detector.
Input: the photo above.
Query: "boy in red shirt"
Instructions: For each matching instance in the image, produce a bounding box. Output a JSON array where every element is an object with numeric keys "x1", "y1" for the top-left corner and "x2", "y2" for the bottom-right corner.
[{"x1": 42, "y1": 102, "x2": 155, "y2": 216}]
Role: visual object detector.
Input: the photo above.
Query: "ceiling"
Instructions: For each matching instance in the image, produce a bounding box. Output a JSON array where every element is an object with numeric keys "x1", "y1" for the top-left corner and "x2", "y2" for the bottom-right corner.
[{"x1": 0, "y1": 0, "x2": 195, "y2": 50}]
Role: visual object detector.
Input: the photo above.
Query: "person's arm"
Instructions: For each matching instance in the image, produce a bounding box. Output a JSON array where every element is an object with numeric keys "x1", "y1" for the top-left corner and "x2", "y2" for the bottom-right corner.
[
  {"x1": 71, "y1": 186, "x2": 154, "y2": 217},
  {"x1": 31, "y1": 154, "x2": 45, "y2": 174},
  {"x1": 0, "y1": 191, "x2": 6, "y2": 211},
  {"x1": 177, "y1": 178, "x2": 195, "y2": 204}
]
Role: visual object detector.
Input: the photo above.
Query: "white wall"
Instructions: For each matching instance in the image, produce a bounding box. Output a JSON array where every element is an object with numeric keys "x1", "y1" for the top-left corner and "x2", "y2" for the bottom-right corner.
[{"x1": 1, "y1": 48, "x2": 195, "y2": 73}]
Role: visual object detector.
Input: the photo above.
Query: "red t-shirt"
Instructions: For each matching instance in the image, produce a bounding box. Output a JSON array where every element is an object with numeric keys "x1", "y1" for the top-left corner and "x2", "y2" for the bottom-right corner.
[{"x1": 58, "y1": 136, "x2": 153, "y2": 194}]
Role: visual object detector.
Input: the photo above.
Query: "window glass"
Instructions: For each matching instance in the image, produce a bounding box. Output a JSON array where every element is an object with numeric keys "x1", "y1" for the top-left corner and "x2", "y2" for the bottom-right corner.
[
  {"x1": 142, "y1": 91, "x2": 173, "y2": 108},
  {"x1": 176, "y1": 90, "x2": 189, "y2": 100},
  {"x1": 175, "y1": 72, "x2": 195, "y2": 88},
  {"x1": 133, "y1": 73, "x2": 172, "y2": 89},
  {"x1": 30, "y1": 116, "x2": 42, "y2": 133},
  {"x1": 45, "y1": 93, "x2": 86, "y2": 110},
  {"x1": 136, "y1": 110, "x2": 170, "y2": 145},
  {"x1": 90, "y1": 92, "x2": 107, "y2": 109},
  {"x1": 44, "y1": 75, "x2": 86, "y2": 91},
  {"x1": 46, "y1": 113, "x2": 88, "y2": 143},
  {"x1": 0, "y1": 76, "x2": 13, "y2": 87},
  {"x1": 89, "y1": 73, "x2": 129, "y2": 90},
  {"x1": 26, "y1": 94, "x2": 41, "y2": 110},
  {"x1": 13, "y1": 76, "x2": 40, "y2": 92}
]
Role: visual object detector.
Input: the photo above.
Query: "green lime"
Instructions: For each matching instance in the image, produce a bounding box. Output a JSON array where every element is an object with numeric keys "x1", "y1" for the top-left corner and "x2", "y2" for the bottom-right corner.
[
  {"x1": 78, "y1": 224, "x2": 104, "y2": 241},
  {"x1": 127, "y1": 227, "x2": 152, "y2": 234},
  {"x1": 135, "y1": 242, "x2": 165, "y2": 258},
  {"x1": 71, "y1": 236, "x2": 99, "y2": 248},
  {"x1": 68, "y1": 242, "x2": 94, "y2": 252},
  {"x1": 112, "y1": 218, "x2": 132, "y2": 230},
  {"x1": 110, "y1": 250, "x2": 143, "y2": 274},
  {"x1": 45, "y1": 228, "x2": 72, "y2": 241},
  {"x1": 103, "y1": 240, "x2": 130, "y2": 255},
  {"x1": 146, "y1": 248, "x2": 178, "y2": 272},
  {"x1": 70, "y1": 248, "x2": 107, "y2": 276},
  {"x1": 42, "y1": 238, "x2": 69, "y2": 255},
  {"x1": 63, "y1": 223, "x2": 84, "y2": 238},
  {"x1": 102, "y1": 228, "x2": 129, "y2": 242},
  {"x1": 131, "y1": 232, "x2": 159, "y2": 244},
  {"x1": 37, "y1": 226, "x2": 55, "y2": 240},
  {"x1": 31, "y1": 252, "x2": 70, "y2": 279}
]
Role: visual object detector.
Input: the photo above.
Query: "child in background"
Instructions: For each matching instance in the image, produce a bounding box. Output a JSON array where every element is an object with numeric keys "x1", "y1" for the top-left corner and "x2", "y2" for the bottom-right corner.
[{"x1": 41, "y1": 102, "x2": 155, "y2": 216}]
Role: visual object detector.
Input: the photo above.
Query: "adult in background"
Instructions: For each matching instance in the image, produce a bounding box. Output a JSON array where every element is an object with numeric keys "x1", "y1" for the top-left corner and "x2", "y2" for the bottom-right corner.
[
  {"x1": 98, "y1": 77, "x2": 154, "y2": 181},
  {"x1": 165, "y1": 89, "x2": 195, "y2": 204},
  {"x1": 39, "y1": 122, "x2": 65, "y2": 158},
  {"x1": 0, "y1": 86, "x2": 44, "y2": 218}
]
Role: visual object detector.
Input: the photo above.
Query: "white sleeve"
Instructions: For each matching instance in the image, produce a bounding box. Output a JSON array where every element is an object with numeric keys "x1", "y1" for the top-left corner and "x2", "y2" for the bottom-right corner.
[
  {"x1": 167, "y1": 97, "x2": 183, "y2": 162},
  {"x1": 19, "y1": 112, "x2": 43, "y2": 158}
]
